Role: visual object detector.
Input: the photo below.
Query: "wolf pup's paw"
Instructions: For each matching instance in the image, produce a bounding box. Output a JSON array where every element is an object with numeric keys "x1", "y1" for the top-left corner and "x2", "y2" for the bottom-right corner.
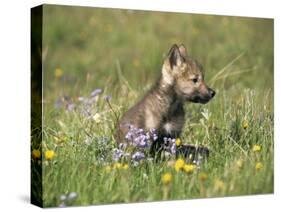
[{"x1": 176, "y1": 144, "x2": 210, "y2": 164}]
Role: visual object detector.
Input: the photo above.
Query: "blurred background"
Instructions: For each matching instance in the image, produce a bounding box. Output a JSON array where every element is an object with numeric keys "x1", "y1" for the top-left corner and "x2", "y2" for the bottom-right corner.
[{"x1": 42, "y1": 5, "x2": 273, "y2": 105}]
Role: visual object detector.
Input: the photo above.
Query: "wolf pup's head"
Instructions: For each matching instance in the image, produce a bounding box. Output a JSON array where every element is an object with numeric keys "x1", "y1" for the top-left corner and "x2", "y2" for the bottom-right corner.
[{"x1": 162, "y1": 44, "x2": 215, "y2": 104}]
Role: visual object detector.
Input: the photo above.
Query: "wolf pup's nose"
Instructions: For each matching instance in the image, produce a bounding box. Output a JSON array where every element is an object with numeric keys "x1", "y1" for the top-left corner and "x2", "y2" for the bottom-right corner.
[{"x1": 209, "y1": 88, "x2": 216, "y2": 98}]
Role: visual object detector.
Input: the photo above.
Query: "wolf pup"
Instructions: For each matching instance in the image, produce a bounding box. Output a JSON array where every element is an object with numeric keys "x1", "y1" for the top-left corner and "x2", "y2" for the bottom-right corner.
[{"x1": 116, "y1": 44, "x2": 215, "y2": 160}]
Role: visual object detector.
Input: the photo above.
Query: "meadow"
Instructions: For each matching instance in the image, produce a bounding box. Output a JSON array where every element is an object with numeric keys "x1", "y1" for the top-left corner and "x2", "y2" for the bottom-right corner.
[{"x1": 31, "y1": 5, "x2": 273, "y2": 207}]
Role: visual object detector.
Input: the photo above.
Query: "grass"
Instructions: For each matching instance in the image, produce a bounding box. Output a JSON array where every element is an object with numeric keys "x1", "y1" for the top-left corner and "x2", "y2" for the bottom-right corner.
[{"x1": 32, "y1": 5, "x2": 273, "y2": 207}]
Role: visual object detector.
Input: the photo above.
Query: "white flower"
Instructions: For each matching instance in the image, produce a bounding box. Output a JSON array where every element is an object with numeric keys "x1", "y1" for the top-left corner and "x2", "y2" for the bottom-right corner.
[
  {"x1": 84, "y1": 138, "x2": 92, "y2": 145},
  {"x1": 93, "y1": 113, "x2": 101, "y2": 123},
  {"x1": 143, "y1": 173, "x2": 148, "y2": 179},
  {"x1": 68, "y1": 192, "x2": 78, "y2": 200},
  {"x1": 60, "y1": 195, "x2": 67, "y2": 201}
]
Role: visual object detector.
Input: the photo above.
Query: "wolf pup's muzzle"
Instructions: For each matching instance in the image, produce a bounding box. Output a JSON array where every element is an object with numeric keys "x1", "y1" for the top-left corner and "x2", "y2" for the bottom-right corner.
[{"x1": 208, "y1": 87, "x2": 216, "y2": 99}]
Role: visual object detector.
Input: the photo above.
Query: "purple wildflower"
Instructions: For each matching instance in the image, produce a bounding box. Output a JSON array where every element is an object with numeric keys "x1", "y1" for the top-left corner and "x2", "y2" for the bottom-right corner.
[
  {"x1": 91, "y1": 88, "x2": 103, "y2": 97},
  {"x1": 113, "y1": 148, "x2": 124, "y2": 161},
  {"x1": 119, "y1": 143, "x2": 128, "y2": 149},
  {"x1": 132, "y1": 151, "x2": 145, "y2": 161},
  {"x1": 80, "y1": 97, "x2": 96, "y2": 106},
  {"x1": 170, "y1": 143, "x2": 176, "y2": 154},
  {"x1": 59, "y1": 203, "x2": 66, "y2": 208},
  {"x1": 149, "y1": 129, "x2": 158, "y2": 141},
  {"x1": 125, "y1": 125, "x2": 154, "y2": 148},
  {"x1": 54, "y1": 96, "x2": 71, "y2": 109},
  {"x1": 123, "y1": 152, "x2": 131, "y2": 158},
  {"x1": 152, "y1": 134, "x2": 158, "y2": 141},
  {"x1": 145, "y1": 132, "x2": 150, "y2": 140},
  {"x1": 121, "y1": 125, "x2": 162, "y2": 162},
  {"x1": 80, "y1": 107, "x2": 91, "y2": 117},
  {"x1": 104, "y1": 95, "x2": 112, "y2": 101},
  {"x1": 125, "y1": 131, "x2": 133, "y2": 141},
  {"x1": 133, "y1": 134, "x2": 150, "y2": 148},
  {"x1": 149, "y1": 128, "x2": 156, "y2": 134},
  {"x1": 54, "y1": 98, "x2": 63, "y2": 108},
  {"x1": 66, "y1": 103, "x2": 76, "y2": 111}
]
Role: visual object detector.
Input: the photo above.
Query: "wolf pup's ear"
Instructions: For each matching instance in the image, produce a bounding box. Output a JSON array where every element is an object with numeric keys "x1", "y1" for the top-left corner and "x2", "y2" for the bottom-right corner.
[
  {"x1": 168, "y1": 44, "x2": 185, "y2": 69},
  {"x1": 178, "y1": 44, "x2": 188, "y2": 58}
]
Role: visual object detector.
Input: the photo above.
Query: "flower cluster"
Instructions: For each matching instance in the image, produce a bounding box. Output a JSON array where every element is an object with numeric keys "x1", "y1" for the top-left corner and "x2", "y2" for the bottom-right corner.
[
  {"x1": 54, "y1": 95, "x2": 76, "y2": 111},
  {"x1": 174, "y1": 158, "x2": 196, "y2": 174},
  {"x1": 113, "y1": 147, "x2": 130, "y2": 161},
  {"x1": 183, "y1": 164, "x2": 196, "y2": 174},
  {"x1": 113, "y1": 162, "x2": 129, "y2": 170},
  {"x1": 104, "y1": 162, "x2": 129, "y2": 173},
  {"x1": 113, "y1": 125, "x2": 182, "y2": 165},
  {"x1": 54, "y1": 88, "x2": 112, "y2": 121},
  {"x1": 125, "y1": 125, "x2": 158, "y2": 148},
  {"x1": 113, "y1": 125, "x2": 161, "y2": 164},
  {"x1": 78, "y1": 88, "x2": 103, "y2": 118}
]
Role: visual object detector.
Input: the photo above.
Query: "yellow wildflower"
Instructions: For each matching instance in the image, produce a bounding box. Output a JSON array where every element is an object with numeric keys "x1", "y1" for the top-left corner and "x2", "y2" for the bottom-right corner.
[
  {"x1": 32, "y1": 149, "x2": 41, "y2": 159},
  {"x1": 174, "y1": 158, "x2": 185, "y2": 172},
  {"x1": 122, "y1": 164, "x2": 129, "y2": 170},
  {"x1": 113, "y1": 162, "x2": 122, "y2": 170},
  {"x1": 255, "y1": 162, "x2": 263, "y2": 171},
  {"x1": 242, "y1": 120, "x2": 249, "y2": 129},
  {"x1": 45, "y1": 150, "x2": 55, "y2": 160},
  {"x1": 54, "y1": 68, "x2": 63, "y2": 78},
  {"x1": 175, "y1": 138, "x2": 182, "y2": 146},
  {"x1": 214, "y1": 179, "x2": 225, "y2": 191},
  {"x1": 198, "y1": 172, "x2": 208, "y2": 181},
  {"x1": 183, "y1": 164, "x2": 196, "y2": 174},
  {"x1": 112, "y1": 163, "x2": 129, "y2": 171},
  {"x1": 161, "y1": 173, "x2": 172, "y2": 185},
  {"x1": 253, "y1": 145, "x2": 261, "y2": 153}
]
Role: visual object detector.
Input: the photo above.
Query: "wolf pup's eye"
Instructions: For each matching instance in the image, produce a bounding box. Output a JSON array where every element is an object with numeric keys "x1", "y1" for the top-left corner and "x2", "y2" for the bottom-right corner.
[{"x1": 192, "y1": 78, "x2": 198, "y2": 83}]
